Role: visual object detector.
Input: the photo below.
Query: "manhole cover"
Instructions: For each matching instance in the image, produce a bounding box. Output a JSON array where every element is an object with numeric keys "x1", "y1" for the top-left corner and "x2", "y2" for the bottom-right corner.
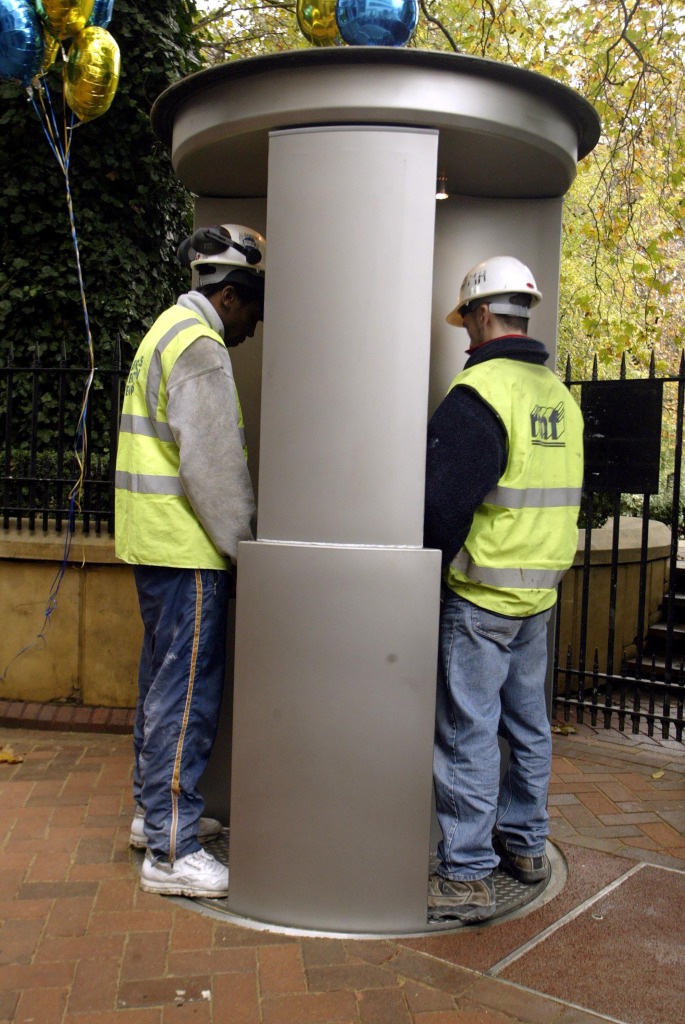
[{"x1": 132, "y1": 834, "x2": 567, "y2": 938}]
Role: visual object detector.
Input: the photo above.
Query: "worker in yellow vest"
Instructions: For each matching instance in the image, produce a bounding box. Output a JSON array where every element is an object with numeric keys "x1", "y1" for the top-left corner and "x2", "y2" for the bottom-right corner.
[
  {"x1": 424, "y1": 256, "x2": 584, "y2": 923},
  {"x1": 115, "y1": 224, "x2": 265, "y2": 898}
]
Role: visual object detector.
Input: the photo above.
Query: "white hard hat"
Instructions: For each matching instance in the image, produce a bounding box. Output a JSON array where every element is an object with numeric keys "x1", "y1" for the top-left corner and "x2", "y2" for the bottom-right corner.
[
  {"x1": 178, "y1": 224, "x2": 266, "y2": 290},
  {"x1": 446, "y1": 255, "x2": 541, "y2": 326}
]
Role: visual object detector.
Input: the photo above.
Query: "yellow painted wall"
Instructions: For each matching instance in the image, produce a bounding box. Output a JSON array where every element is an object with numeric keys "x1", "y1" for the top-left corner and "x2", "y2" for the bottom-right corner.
[
  {"x1": 0, "y1": 530, "x2": 141, "y2": 707},
  {"x1": 557, "y1": 516, "x2": 671, "y2": 675},
  {"x1": 0, "y1": 517, "x2": 671, "y2": 709}
]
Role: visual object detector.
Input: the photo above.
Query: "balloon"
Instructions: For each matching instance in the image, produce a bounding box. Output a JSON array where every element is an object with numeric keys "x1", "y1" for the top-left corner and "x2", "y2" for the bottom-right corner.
[
  {"x1": 63, "y1": 25, "x2": 119, "y2": 122},
  {"x1": 41, "y1": 0, "x2": 95, "y2": 41},
  {"x1": 296, "y1": 0, "x2": 341, "y2": 47},
  {"x1": 0, "y1": 0, "x2": 43, "y2": 85},
  {"x1": 40, "y1": 26, "x2": 60, "y2": 71},
  {"x1": 87, "y1": 0, "x2": 113, "y2": 29},
  {"x1": 335, "y1": 0, "x2": 418, "y2": 47}
]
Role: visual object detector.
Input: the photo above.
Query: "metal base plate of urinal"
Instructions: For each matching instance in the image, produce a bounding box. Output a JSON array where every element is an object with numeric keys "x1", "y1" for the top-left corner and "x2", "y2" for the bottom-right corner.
[{"x1": 132, "y1": 833, "x2": 566, "y2": 939}]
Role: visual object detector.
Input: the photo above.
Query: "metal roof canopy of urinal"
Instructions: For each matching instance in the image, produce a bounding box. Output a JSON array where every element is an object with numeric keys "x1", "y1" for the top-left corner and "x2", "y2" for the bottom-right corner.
[{"x1": 150, "y1": 47, "x2": 601, "y2": 200}]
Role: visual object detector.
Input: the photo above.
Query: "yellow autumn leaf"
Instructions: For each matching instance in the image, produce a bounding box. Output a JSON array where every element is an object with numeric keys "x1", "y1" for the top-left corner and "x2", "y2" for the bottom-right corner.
[
  {"x1": 651, "y1": 769, "x2": 665, "y2": 779},
  {"x1": 0, "y1": 747, "x2": 23, "y2": 764}
]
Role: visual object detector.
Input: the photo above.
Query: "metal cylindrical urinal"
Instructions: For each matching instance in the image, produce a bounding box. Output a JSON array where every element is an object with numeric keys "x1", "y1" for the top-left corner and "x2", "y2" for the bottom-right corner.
[{"x1": 151, "y1": 48, "x2": 600, "y2": 934}]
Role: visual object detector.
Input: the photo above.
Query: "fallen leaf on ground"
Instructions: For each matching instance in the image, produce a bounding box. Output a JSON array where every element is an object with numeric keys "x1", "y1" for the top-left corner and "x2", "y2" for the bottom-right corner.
[{"x1": 0, "y1": 747, "x2": 23, "y2": 764}]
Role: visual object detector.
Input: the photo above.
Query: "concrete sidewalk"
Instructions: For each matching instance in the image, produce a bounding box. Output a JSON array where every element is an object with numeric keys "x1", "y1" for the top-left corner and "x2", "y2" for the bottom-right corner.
[{"x1": 0, "y1": 713, "x2": 683, "y2": 1024}]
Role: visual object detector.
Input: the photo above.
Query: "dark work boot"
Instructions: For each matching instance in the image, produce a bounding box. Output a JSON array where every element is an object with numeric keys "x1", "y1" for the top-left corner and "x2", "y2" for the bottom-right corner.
[
  {"x1": 494, "y1": 834, "x2": 549, "y2": 884},
  {"x1": 427, "y1": 873, "x2": 496, "y2": 923}
]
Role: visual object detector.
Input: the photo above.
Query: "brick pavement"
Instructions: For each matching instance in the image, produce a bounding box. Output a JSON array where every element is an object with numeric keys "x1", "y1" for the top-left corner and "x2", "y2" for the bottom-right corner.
[{"x1": 0, "y1": 715, "x2": 683, "y2": 1024}]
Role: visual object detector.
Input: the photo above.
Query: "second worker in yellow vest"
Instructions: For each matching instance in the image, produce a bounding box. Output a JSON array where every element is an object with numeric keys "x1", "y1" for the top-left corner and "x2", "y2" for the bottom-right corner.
[{"x1": 424, "y1": 255, "x2": 584, "y2": 924}]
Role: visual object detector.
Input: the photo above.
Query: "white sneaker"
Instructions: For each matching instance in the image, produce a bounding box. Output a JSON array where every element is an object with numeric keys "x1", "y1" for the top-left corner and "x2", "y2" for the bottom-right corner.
[
  {"x1": 140, "y1": 848, "x2": 229, "y2": 898},
  {"x1": 129, "y1": 806, "x2": 223, "y2": 849}
]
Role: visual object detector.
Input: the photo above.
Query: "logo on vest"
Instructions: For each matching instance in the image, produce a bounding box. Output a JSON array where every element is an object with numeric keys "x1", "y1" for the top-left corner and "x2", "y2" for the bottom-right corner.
[
  {"x1": 125, "y1": 355, "x2": 145, "y2": 397},
  {"x1": 530, "y1": 402, "x2": 566, "y2": 447}
]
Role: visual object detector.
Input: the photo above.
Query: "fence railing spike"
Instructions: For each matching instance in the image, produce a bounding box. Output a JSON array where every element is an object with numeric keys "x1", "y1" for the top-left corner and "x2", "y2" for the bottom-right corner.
[{"x1": 113, "y1": 334, "x2": 122, "y2": 371}]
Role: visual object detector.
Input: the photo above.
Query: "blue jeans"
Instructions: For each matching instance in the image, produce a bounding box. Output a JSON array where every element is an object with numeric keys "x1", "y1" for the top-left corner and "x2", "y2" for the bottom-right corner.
[
  {"x1": 434, "y1": 591, "x2": 552, "y2": 880},
  {"x1": 133, "y1": 566, "x2": 230, "y2": 863}
]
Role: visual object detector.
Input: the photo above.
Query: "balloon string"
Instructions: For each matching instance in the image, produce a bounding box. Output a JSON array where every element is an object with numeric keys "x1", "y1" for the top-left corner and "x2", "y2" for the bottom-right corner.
[
  {"x1": 2, "y1": 81, "x2": 97, "y2": 680},
  {"x1": 31, "y1": 81, "x2": 68, "y2": 173}
]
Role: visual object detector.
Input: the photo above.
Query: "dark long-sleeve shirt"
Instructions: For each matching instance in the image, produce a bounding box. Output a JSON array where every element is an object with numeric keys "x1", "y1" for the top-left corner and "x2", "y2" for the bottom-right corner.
[{"x1": 423, "y1": 335, "x2": 551, "y2": 568}]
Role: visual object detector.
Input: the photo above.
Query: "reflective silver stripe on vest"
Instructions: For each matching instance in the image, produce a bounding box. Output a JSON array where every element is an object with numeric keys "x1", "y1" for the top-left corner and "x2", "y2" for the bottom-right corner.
[
  {"x1": 146, "y1": 317, "x2": 202, "y2": 420},
  {"x1": 119, "y1": 413, "x2": 175, "y2": 443},
  {"x1": 450, "y1": 550, "x2": 566, "y2": 589},
  {"x1": 484, "y1": 485, "x2": 583, "y2": 508},
  {"x1": 115, "y1": 470, "x2": 185, "y2": 496}
]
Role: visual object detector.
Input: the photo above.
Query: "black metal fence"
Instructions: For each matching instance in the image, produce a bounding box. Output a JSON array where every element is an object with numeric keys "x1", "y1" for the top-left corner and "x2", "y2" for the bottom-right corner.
[
  {"x1": 554, "y1": 353, "x2": 685, "y2": 743},
  {"x1": 1, "y1": 343, "x2": 124, "y2": 535},
  {"x1": 2, "y1": 345, "x2": 684, "y2": 741}
]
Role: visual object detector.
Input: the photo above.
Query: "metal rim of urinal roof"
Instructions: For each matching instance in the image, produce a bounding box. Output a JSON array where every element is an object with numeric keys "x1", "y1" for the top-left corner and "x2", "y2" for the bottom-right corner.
[
  {"x1": 150, "y1": 48, "x2": 601, "y2": 160},
  {"x1": 131, "y1": 838, "x2": 567, "y2": 939}
]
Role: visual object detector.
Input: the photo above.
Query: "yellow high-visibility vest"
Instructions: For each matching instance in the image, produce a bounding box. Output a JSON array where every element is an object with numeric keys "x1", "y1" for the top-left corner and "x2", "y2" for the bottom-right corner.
[
  {"x1": 444, "y1": 358, "x2": 584, "y2": 617},
  {"x1": 115, "y1": 305, "x2": 246, "y2": 568}
]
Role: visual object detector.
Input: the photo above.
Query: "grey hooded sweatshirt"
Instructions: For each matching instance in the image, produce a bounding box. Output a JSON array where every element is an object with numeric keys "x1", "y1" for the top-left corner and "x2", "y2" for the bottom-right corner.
[{"x1": 165, "y1": 291, "x2": 256, "y2": 565}]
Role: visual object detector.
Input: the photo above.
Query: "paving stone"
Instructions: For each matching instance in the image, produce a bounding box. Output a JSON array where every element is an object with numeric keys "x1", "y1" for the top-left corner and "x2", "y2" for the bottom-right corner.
[
  {"x1": 356, "y1": 986, "x2": 412, "y2": 1024},
  {"x1": 349, "y1": 940, "x2": 398, "y2": 967},
  {"x1": 575, "y1": 791, "x2": 622, "y2": 816},
  {"x1": 383, "y1": 950, "x2": 475, "y2": 996},
  {"x1": 117, "y1": 976, "x2": 213, "y2": 1010},
  {"x1": 211, "y1": 971, "x2": 260, "y2": 1023},
  {"x1": 66, "y1": 955, "x2": 121, "y2": 1014},
  {"x1": 14, "y1": 984, "x2": 67, "y2": 1022},
  {"x1": 301, "y1": 937, "x2": 350, "y2": 968},
  {"x1": 306, "y1": 962, "x2": 398, "y2": 992},
  {"x1": 260, "y1": 990, "x2": 359, "y2": 1024},
  {"x1": 122, "y1": 932, "x2": 170, "y2": 982},
  {"x1": 402, "y1": 979, "x2": 456, "y2": 1014},
  {"x1": 259, "y1": 943, "x2": 307, "y2": 997},
  {"x1": 166, "y1": 946, "x2": 255, "y2": 977},
  {"x1": 457, "y1": 977, "x2": 564, "y2": 1023},
  {"x1": 1, "y1": 724, "x2": 684, "y2": 1024},
  {"x1": 0, "y1": 918, "x2": 44, "y2": 965},
  {"x1": 0, "y1": 987, "x2": 19, "y2": 1022}
]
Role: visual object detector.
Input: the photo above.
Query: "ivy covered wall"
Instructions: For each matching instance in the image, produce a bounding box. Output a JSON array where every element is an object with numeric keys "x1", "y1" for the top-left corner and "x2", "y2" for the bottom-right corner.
[{"x1": 0, "y1": 0, "x2": 200, "y2": 395}]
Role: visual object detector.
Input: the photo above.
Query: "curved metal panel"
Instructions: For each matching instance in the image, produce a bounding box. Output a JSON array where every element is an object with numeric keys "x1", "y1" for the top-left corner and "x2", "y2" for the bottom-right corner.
[
  {"x1": 257, "y1": 125, "x2": 437, "y2": 546},
  {"x1": 229, "y1": 541, "x2": 441, "y2": 934},
  {"x1": 151, "y1": 50, "x2": 600, "y2": 201}
]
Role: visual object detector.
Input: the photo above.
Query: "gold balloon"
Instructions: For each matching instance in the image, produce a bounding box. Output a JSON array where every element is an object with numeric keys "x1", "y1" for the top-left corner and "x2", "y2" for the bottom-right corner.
[
  {"x1": 42, "y1": 0, "x2": 95, "y2": 41},
  {"x1": 64, "y1": 26, "x2": 120, "y2": 123},
  {"x1": 296, "y1": 0, "x2": 341, "y2": 47},
  {"x1": 40, "y1": 31, "x2": 60, "y2": 73}
]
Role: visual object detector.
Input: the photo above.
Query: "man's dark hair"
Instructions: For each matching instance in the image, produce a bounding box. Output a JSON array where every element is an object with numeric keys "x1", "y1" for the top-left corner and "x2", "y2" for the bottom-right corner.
[
  {"x1": 199, "y1": 280, "x2": 262, "y2": 305},
  {"x1": 495, "y1": 313, "x2": 529, "y2": 333},
  {"x1": 198, "y1": 274, "x2": 265, "y2": 323}
]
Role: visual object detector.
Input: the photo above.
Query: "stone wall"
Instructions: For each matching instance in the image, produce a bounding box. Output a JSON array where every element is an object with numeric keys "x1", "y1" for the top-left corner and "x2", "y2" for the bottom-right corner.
[
  {"x1": 0, "y1": 530, "x2": 141, "y2": 708},
  {"x1": 0, "y1": 517, "x2": 671, "y2": 709},
  {"x1": 556, "y1": 516, "x2": 671, "y2": 674}
]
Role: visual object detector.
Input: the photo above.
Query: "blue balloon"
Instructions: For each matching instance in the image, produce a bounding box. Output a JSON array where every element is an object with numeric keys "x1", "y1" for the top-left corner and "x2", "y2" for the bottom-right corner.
[
  {"x1": 336, "y1": 0, "x2": 418, "y2": 47},
  {"x1": 87, "y1": 0, "x2": 114, "y2": 29},
  {"x1": 0, "y1": 0, "x2": 43, "y2": 86}
]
